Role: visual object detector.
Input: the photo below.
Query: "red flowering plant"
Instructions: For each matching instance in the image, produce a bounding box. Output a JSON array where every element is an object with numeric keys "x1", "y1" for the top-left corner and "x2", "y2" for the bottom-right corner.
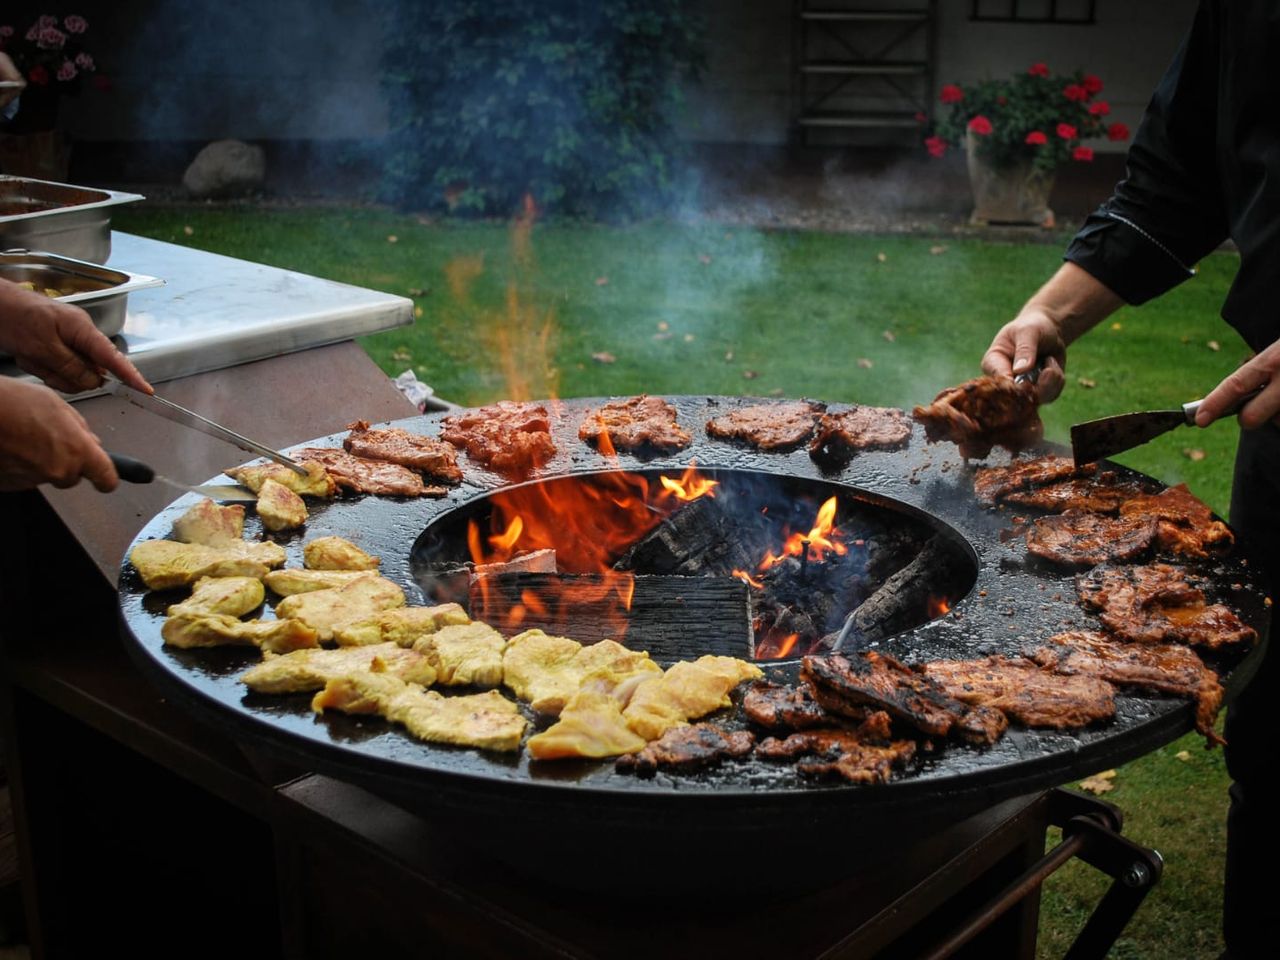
[
  {"x1": 925, "y1": 63, "x2": 1129, "y2": 171},
  {"x1": 0, "y1": 12, "x2": 104, "y2": 132}
]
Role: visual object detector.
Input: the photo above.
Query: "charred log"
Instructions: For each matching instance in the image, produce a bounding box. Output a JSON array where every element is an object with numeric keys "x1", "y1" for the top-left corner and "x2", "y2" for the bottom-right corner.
[
  {"x1": 845, "y1": 534, "x2": 968, "y2": 644},
  {"x1": 614, "y1": 496, "x2": 756, "y2": 576}
]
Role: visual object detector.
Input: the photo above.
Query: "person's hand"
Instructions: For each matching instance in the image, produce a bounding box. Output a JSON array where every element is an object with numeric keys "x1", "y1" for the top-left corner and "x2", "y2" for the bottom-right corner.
[
  {"x1": 0, "y1": 52, "x2": 25, "y2": 111},
  {"x1": 0, "y1": 378, "x2": 118, "y2": 491},
  {"x1": 0, "y1": 279, "x2": 152, "y2": 394},
  {"x1": 981, "y1": 308, "x2": 1068, "y2": 403},
  {"x1": 1194, "y1": 340, "x2": 1280, "y2": 429}
]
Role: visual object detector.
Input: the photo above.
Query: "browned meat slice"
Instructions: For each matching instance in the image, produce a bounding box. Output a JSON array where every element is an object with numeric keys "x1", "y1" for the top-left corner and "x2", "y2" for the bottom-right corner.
[
  {"x1": 912, "y1": 376, "x2": 1043, "y2": 460},
  {"x1": 741, "y1": 681, "x2": 831, "y2": 731},
  {"x1": 1118, "y1": 484, "x2": 1234, "y2": 558},
  {"x1": 1025, "y1": 510, "x2": 1157, "y2": 568},
  {"x1": 614, "y1": 724, "x2": 755, "y2": 777},
  {"x1": 755, "y1": 710, "x2": 896, "y2": 759},
  {"x1": 1077, "y1": 564, "x2": 1257, "y2": 650},
  {"x1": 706, "y1": 401, "x2": 825, "y2": 451},
  {"x1": 973, "y1": 454, "x2": 1092, "y2": 504},
  {"x1": 808, "y1": 405, "x2": 912, "y2": 461},
  {"x1": 920, "y1": 657, "x2": 1117, "y2": 729},
  {"x1": 794, "y1": 740, "x2": 918, "y2": 784},
  {"x1": 1028, "y1": 630, "x2": 1225, "y2": 746},
  {"x1": 344, "y1": 420, "x2": 462, "y2": 483},
  {"x1": 579, "y1": 395, "x2": 691, "y2": 453},
  {"x1": 802, "y1": 652, "x2": 1005, "y2": 745},
  {"x1": 439, "y1": 401, "x2": 557, "y2": 476},
  {"x1": 292, "y1": 448, "x2": 444, "y2": 497},
  {"x1": 1003, "y1": 473, "x2": 1147, "y2": 514},
  {"x1": 757, "y1": 710, "x2": 915, "y2": 783}
]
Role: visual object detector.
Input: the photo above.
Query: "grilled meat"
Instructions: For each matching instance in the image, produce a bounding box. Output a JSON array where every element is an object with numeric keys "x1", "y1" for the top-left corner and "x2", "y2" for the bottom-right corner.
[
  {"x1": 1077, "y1": 563, "x2": 1257, "y2": 650},
  {"x1": 755, "y1": 710, "x2": 895, "y2": 759},
  {"x1": 741, "y1": 680, "x2": 831, "y2": 731},
  {"x1": 171, "y1": 499, "x2": 245, "y2": 547},
  {"x1": 166, "y1": 575, "x2": 265, "y2": 619},
  {"x1": 274, "y1": 575, "x2": 406, "y2": 643},
  {"x1": 615, "y1": 724, "x2": 756, "y2": 777},
  {"x1": 705, "y1": 400, "x2": 825, "y2": 451},
  {"x1": 1028, "y1": 630, "x2": 1225, "y2": 745},
  {"x1": 161, "y1": 613, "x2": 319, "y2": 653},
  {"x1": 527, "y1": 687, "x2": 648, "y2": 760},
  {"x1": 802, "y1": 652, "x2": 1006, "y2": 745},
  {"x1": 794, "y1": 741, "x2": 919, "y2": 784},
  {"x1": 912, "y1": 376, "x2": 1043, "y2": 460},
  {"x1": 263, "y1": 568, "x2": 373, "y2": 596},
  {"x1": 332, "y1": 603, "x2": 471, "y2": 648},
  {"x1": 344, "y1": 419, "x2": 463, "y2": 483},
  {"x1": 501, "y1": 630, "x2": 660, "y2": 716},
  {"x1": 303, "y1": 535, "x2": 380, "y2": 571},
  {"x1": 770, "y1": 713, "x2": 917, "y2": 785},
  {"x1": 292, "y1": 447, "x2": 443, "y2": 497},
  {"x1": 129, "y1": 538, "x2": 286, "y2": 590},
  {"x1": 1003, "y1": 474, "x2": 1147, "y2": 514},
  {"x1": 809, "y1": 405, "x2": 912, "y2": 461},
  {"x1": 439, "y1": 401, "x2": 557, "y2": 476},
  {"x1": 920, "y1": 657, "x2": 1117, "y2": 729},
  {"x1": 1025, "y1": 510, "x2": 1157, "y2": 568},
  {"x1": 622, "y1": 655, "x2": 764, "y2": 741},
  {"x1": 579, "y1": 394, "x2": 691, "y2": 453},
  {"x1": 412, "y1": 622, "x2": 508, "y2": 687},
  {"x1": 1118, "y1": 484, "x2": 1234, "y2": 558},
  {"x1": 256, "y1": 478, "x2": 308, "y2": 532},
  {"x1": 241, "y1": 641, "x2": 438, "y2": 694},
  {"x1": 973, "y1": 454, "x2": 1091, "y2": 504},
  {"x1": 225, "y1": 461, "x2": 336, "y2": 498}
]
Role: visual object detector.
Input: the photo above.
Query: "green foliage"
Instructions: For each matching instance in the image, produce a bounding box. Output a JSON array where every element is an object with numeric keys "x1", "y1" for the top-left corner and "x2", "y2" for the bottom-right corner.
[{"x1": 377, "y1": 0, "x2": 705, "y2": 219}]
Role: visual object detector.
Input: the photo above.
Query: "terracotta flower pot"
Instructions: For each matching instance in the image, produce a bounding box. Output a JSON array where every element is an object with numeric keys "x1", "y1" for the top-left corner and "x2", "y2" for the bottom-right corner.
[{"x1": 965, "y1": 132, "x2": 1055, "y2": 228}]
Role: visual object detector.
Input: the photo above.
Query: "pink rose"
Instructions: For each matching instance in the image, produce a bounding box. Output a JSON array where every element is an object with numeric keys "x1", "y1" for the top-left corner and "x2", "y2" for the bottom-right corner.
[
  {"x1": 1082, "y1": 74, "x2": 1104, "y2": 95},
  {"x1": 1063, "y1": 84, "x2": 1088, "y2": 102},
  {"x1": 925, "y1": 135, "x2": 947, "y2": 158},
  {"x1": 940, "y1": 84, "x2": 964, "y2": 104},
  {"x1": 75, "y1": 52, "x2": 94, "y2": 70},
  {"x1": 1028, "y1": 62, "x2": 1050, "y2": 78},
  {"x1": 1073, "y1": 146, "x2": 1095, "y2": 162},
  {"x1": 36, "y1": 26, "x2": 66, "y2": 50},
  {"x1": 1088, "y1": 100, "x2": 1110, "y2": 116},
  {"x1": 968, "y1": 115, "x2": 993, "y2": 136},
  {"x1": 1107, "y1": 122, "x2": 1131, "y2": 141},
  {"x1": 56, "y1": 60, "x2": 77, "y2": 82},
  {"x1": 1057, "y1": 122, "x2": 1078, "y2": 140},
  {"x1": 1025, "y1": 130, "x2": 1048, "y2": 146},
  {"x1": 64, "y1": 15, "x2": 88, "y2": 34}
]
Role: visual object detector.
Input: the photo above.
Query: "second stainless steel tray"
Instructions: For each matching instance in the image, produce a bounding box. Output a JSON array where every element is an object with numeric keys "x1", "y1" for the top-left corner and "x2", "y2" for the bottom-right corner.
[
  {"x1": 0, "y1": 249, "x2": 163, "y2": 341},
  {"x1": 0, "y1": 175, "x2": 145, "y2": 264}
]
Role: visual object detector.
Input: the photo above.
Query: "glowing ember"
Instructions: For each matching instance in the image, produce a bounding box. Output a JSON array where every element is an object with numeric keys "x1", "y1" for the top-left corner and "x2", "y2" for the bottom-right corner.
[
  {"x1": 927, "y1": 596, "x2": 952, "y2": 618},
  {"x1": 758, "y1": 495, "x2": 848, "y2": 571}
]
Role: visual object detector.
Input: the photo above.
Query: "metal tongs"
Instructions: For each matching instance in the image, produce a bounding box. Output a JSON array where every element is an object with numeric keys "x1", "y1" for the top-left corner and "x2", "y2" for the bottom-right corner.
[{"x1": 103, "y1": 375, "x2": 307, "y2": 476}]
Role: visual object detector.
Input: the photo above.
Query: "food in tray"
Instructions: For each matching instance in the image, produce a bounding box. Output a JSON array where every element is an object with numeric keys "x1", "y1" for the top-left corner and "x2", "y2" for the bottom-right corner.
[
  {"x1": 343, "y1": 420, "x2": 462, "y2": 484},
  {"x1": 302, "y1": 535, "x2": 380, "y2": 571},
  {"x1": 162, "y1": 613, "x2": 319, "y2": 653},
  {"x1": 919, "y1": 657, "x2": 1117, "y2": 729},
  {"x1": 973, "y1": 454, "x2": 1094, "y2": 504},
  {"x1": 912, "y1": 376, "x2": 1043, "y2": 460},
  {"x1": 14, "y1": 281, "x2": 70, "y2": 298},
  {"x1": 578, "y1": 394, "x2": 691, "y2": 453},
  {"x1": 439, "y1": 400, "x2": 557, "y2": 475},
  {"x1": 263, "y1": 568, "x2": 375, "y2": 596},
  {"x1": 312, "y1": 672, "x2": 528, "y2": 753},
  {"x1": 225, "y1": 461, "x2": 336, "y2": 498},
  {"x1": 705, "y1": 400, "x2": 826, "y2": 451},
  {"x1": 615, "y1": 724, "x2": 757, "y2": 777},
  {"x1": 166, "y1": 575, "x2": 265, "y2": 619},
  {"x1": 292, "y1": 446, "x2": 446, "y2": 497},
  {"x1": 808, "y1": 405, "x2": 912, "y2": 461},
  {"x1": 274, "y1": 575, "x2": 406, "y2": 642},
  {"x1": 1077, "y1": 563, "x2": 1257, "y2": 651},
  {"x1": 1027, "y1": 630, "x2": 1225, "y2": 745},
  {"x1": 1118, "y1": 484, "x2": 1233, "y2": 558},
  {"x1": 241, "y1": 642, "x2": 438, "y2": 694},
  {"x1": 412, "y1": 622, "x2": 507, "y2": 687},
  {"x1": 129, "y1": 538, "x2": 287, "y2": 590},
  {"x1": 1025, "y1": 510, "x2": 1158, "y2": 568},
  {"x1": 256, "y1": 478, "x2": 308, "y2": 532},
  {"x1": 171, "y1": 499, "x2": 245, "y2": 547},
  {"x1": 501, "y1": 629, "x2": 661, "y2": 716},
  {"x1": 332, "y1": 603, "x2": 471, "y2": 648}
]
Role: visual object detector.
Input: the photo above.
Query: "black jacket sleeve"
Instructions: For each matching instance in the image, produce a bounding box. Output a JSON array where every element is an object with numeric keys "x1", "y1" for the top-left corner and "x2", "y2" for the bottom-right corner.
[{"x1": 1065, "y1": 0, "x2": 1229, "y2": 304}]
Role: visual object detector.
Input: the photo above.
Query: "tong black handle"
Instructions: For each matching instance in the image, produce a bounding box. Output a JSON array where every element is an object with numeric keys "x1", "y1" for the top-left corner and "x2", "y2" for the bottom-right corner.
[{"x1": 109, "y1": 452, "x2": 155, "y2": 484}]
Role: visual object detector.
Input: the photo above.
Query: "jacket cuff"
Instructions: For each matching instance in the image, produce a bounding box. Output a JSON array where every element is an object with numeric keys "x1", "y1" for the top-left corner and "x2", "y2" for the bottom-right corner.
[{"x1": 1065, "y1": 211, "x2": 1196, "y2": 305}]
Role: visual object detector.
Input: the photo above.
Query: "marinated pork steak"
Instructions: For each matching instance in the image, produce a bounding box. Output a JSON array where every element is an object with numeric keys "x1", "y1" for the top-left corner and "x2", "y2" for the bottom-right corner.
[
  {"x1": 1025, "y1": 510, "x2": 1157, "y2": 568},
  {"x1": 1002, "y1": 473, "x2": 1148, "y2": 514},
  {"x1": 579, "y1": 394, "x2": 691, "y2": 453},
  {"x1": 706, "y1": 400, "x2": 826, "y2": 451},
  {"x1": 615, "y1": 724, "x2": 755, "y2": 777},
  {"x1": 344, "y1": 420, "x2": 462, "y2": 483},
  {"x1": 293, "y1": 447, "x2": 444, "y2": 497},
  {"x1": 913, "y1": 376, "x2": 1043, "y2": 460},
  {"x1": 1077, "y1": 563, "x2": 1257, "y2": 650},
  {"x1": 1118, "y1": 484, "x2": 1234, "y2": 558},
  {"x1": 741, "y1": 680, "x2": 831, "y2": 731},
  {"x1": 808, "y1": 405, "x2": 913, "y2": 461},
  {"x1": 439, "y1": 401, "x2": 557, "y2": 476},
  {"x1": 920, "y1": 657, "x2": 1117, "y2": 729},
  {"x1": 973, "y1": 454, "x2": 1092, "y2": 504}
]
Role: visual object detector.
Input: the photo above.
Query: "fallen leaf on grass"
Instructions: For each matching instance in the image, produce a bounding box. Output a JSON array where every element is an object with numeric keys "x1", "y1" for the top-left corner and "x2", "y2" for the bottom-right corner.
[
  {"x1": 1183, "y1": 448, "x2": 1207, "y2": 462},
  {"x1": 387, "y1": 235, "x2": 398, "y2": 243},
  {"x1": 683, "y1": 333, "x2": 695, "y2": 343},
  {"x1": 1078, "y1": 770, "x2": 1117, "y2": 794},
  {"x1": 768, "y1": 388, "x2": 786, "y2": 397},
  {"x1": 392, "y1": 348, "x2": 412, "y2": 362},
  {"x1": 876, "y1": 252, "x2": 888, "y2": 263},
  {"x1": 595, "y1": 276, "x2": 609, "y2": 286},
  {"x1": 698, "y1": 253, "x2": 712, "y2": 265},
  {"x1": 408, "y1": 287, "x2": 427, "y2": 297},
  {"x1": 1207, "y1": 340, "x2": 1221, "y2": 351},
  {"x1": 182, "y1": 225, "x2": 194, "y2": 236},
  {"x1": 1110, "y1": 322, "x2": 1123, "y2": 331},
  {"x1": 1078, "y1": 377, "x2": 1097, "y2": 388},
  {"x1": 882, "y1": 330, "x2": 897, "y2": 343},
  {"x1": 591, "y1": 351, "x2": 616, "y2": 364},
  {"x1": 657, "y1": 320, "x2": 669, "y2": 331},
  {"x1": 724, "y1": 350, "x2": 735, "y2": 362},
  {"x1": 1180, "y1": 335, "x2": 1191, "y2": 344},
  {"x1": 413, "y1": 306, "x2": 424, "y2": 319},
  {"x1": 742, "y1": 369, "x2": 759, "y2": 380},
  {"x1": 929, "y1": 245, "x2": 948, "y2": 255},
  {"x1": 857, "y1": 358, "x2": 873, "y2": 369},
  {"x1": 652, "y1": 332, "x2": 673, "y2": 342},
  {"x1": 1175, "y1": 750, "x2": 1192, "y2": 762}
]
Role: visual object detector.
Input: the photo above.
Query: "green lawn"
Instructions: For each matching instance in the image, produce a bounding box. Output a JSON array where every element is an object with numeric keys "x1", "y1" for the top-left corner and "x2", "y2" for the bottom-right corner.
[{"x1": 115, "y1": 204, "x2": 1248, "y2": 958}]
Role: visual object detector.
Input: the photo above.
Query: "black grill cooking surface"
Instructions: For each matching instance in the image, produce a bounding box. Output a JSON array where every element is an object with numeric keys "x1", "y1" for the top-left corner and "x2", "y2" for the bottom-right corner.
[{"x1": 117, "y1": 396, "x2": 1269, "y2": 828}]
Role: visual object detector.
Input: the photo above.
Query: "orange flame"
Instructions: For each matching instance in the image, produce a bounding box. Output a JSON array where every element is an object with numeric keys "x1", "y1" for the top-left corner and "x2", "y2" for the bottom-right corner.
[
  {"x1": 758, "y1": 495, "x2": 848, "y2": 572},
  {"x1": 733, "y1": 569, "x2": 764, "y2": 590},
  {"x1": 776, "y1": 634, "x2": 799, "y2": 658},
  {"x1": 927, "y1": 596, "x2": 952, "y2": 618},
  {"x1": 490, "y1": 516, "x2": 524, "y2": 553},
  {"x1": 658, "y1": 463, "x2": 719, "y2": 502},
  {"x1": 597, "y1": 426, "x2": 617, "y2": 458}
]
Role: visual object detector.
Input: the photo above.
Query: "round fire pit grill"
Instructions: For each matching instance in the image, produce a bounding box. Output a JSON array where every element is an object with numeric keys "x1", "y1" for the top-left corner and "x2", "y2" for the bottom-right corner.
[{"x1": 117, "y1": 395, "x2": 1269, "y2": 863}]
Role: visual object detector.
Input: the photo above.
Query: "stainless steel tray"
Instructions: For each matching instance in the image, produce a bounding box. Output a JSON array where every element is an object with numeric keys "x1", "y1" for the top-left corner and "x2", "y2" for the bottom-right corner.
[
  {"x1": 0, "y1": 176, "x2": 144, "y2": 264},
  {"x1": 0, "y1": 249, "x2": 163, "y2": 341}
]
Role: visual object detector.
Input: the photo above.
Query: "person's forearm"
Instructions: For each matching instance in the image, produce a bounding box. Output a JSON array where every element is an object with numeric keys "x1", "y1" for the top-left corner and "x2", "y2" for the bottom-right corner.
[{"x1": 1020, "y1": 261, "x2": 1126, "y2": 345}]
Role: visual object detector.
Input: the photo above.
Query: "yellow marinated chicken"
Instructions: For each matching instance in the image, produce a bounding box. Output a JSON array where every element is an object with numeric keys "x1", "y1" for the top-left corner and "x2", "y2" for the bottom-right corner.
[
  {"x1": 501, "y1": 631, "x2": 660, "y2": 716},
  {"x1": 303, "y1": 535, "x2": 380, "y2": 571},
  {"x1": 262, "y1": 568, "x2": 372, "y2": 596},
  {"x1": 411, "y1": 622, "x2": 507, "y2": 687},
  {"x1": 274, "y1": 575, "x2": 405, "y2": 642},
  {"x1": 256, "y1": 478, "x2": 308, "y2": 532},
  {"x1": 622, "y1": 655, "x2": 764, "y2": 741},
  {"x1": 240, "y1": 641, "x2": 437, "y2": 694},
  {"x1": 171, "y1": 499, "x2": 245, "y2": 547},
  {"x1": 333, "y1": 603, "x2": 471, "y2": 648},
  {"x1": 312, "y1": 672, "x2": 527, "y2": 752},
  {"x1": 166, "y1": 575, "x2": 265, "y2": 618},
  {"x1": 526, "y1": 687, "x2": 648, "y2": 760},
  {"x1": 129, "y1": 539, "x2": 287, "y2": 590},
  {"x1": 161, "y1": 613, "x2": 319, "y2": 653},
  {"x1": 225, "y1": 461, "x2": 336, "y2": 498}
]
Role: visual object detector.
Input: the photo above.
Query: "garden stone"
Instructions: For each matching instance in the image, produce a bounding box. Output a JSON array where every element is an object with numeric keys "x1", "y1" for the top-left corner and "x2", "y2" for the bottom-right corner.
[{"x1": 183, "y1": 140, "x2": 266, "y2": 198}]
